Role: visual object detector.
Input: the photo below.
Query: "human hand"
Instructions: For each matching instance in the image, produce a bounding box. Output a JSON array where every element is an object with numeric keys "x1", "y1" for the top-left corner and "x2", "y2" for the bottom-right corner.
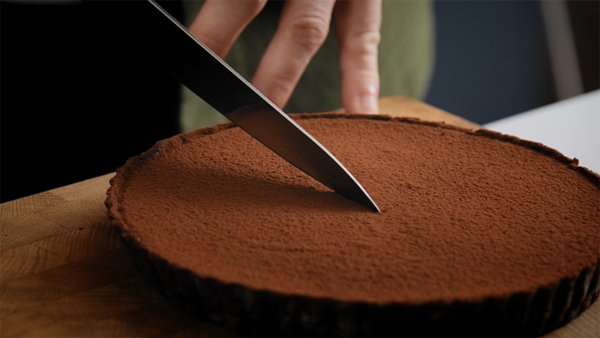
[{"x1": 188, "y1": 0, "x2": 381, "y2": 114}]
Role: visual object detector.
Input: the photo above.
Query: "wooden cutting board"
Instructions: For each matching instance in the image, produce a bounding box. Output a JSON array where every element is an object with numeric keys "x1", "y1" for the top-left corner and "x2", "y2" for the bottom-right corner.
[{"x1": 1, "y1": 97, "x2": 598, "y2": 337}]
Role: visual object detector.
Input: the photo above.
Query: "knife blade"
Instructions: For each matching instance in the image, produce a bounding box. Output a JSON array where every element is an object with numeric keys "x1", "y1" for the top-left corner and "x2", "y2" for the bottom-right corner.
[{"x1": 134, "y1": 0, "x2": 379, "y2": 212}]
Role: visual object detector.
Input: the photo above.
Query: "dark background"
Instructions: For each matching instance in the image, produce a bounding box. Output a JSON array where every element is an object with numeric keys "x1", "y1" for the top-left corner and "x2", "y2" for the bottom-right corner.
[
  {"x1": 1, "y1": 1, "x2": 183, "y2": 202},
  {"x1": 424, "y1": 0, "x2": 598, "y2": 124},
  {"x1": 424, "y1": 0, "x2": 555, "y2": 124}
]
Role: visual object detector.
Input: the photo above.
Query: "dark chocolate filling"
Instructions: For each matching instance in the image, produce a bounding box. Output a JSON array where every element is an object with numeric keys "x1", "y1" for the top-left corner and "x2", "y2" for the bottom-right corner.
[{"x1": 107, "y1": 113, "x2": 600, "y2": 335}]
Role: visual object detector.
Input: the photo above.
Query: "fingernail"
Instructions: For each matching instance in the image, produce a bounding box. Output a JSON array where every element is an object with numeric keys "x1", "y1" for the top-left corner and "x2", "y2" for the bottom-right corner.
[{"x1": 360, "y1": 95, "x2": 378, "y2": 114}]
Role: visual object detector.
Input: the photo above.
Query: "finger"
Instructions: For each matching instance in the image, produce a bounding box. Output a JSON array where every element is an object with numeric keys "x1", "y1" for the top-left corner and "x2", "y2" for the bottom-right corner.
[
  {"x1": 334, "y1": 0, "x2": 382, "y2": 114},
  {"x1": 189, "y1": 0, "x2": 268, "y2": 58},
  {"x1": 252, "y1": 0, "x2": 336, "y2": 109}
]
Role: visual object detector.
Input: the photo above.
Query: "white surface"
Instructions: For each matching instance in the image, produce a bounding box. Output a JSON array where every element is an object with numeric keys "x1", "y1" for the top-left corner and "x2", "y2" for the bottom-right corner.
[{"x1": 484, "y1": 90, "x2": 600, "y2": 174}]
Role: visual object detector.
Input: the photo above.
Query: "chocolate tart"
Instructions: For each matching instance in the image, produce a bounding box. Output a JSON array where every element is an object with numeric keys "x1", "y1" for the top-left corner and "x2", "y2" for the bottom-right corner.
[{"x1": 106, "y1": 113, "x2": 600, "y2": 336}]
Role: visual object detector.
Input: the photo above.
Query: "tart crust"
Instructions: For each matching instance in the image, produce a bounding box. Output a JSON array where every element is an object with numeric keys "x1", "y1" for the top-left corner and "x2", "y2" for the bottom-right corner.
[{"x1": 106, "y1": 113, "x2": 600, "y2": 336}]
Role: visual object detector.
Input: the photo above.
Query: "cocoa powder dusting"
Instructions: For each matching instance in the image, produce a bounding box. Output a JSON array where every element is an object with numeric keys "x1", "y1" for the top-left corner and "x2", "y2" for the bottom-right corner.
[{"x1": 111, "y1": 114, "x2": 600, "y2": 305}]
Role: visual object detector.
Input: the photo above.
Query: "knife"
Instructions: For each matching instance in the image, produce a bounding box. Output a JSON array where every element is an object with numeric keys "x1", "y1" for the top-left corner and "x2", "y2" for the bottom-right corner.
[{"x1": 133, "y1": 0, "x2": 379, "y2": 212}]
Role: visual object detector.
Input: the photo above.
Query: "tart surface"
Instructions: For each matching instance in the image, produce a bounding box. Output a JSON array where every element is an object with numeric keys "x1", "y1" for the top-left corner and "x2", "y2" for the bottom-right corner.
[{"x1": 107, "y1": 114, "x2": 599, "y2": 307}]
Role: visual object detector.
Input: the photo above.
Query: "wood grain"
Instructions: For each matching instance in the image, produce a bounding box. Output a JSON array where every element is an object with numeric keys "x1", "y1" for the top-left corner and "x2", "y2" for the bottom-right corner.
[{"x1": 1, "y1": 97, "x2": 597, "y2": 337}]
